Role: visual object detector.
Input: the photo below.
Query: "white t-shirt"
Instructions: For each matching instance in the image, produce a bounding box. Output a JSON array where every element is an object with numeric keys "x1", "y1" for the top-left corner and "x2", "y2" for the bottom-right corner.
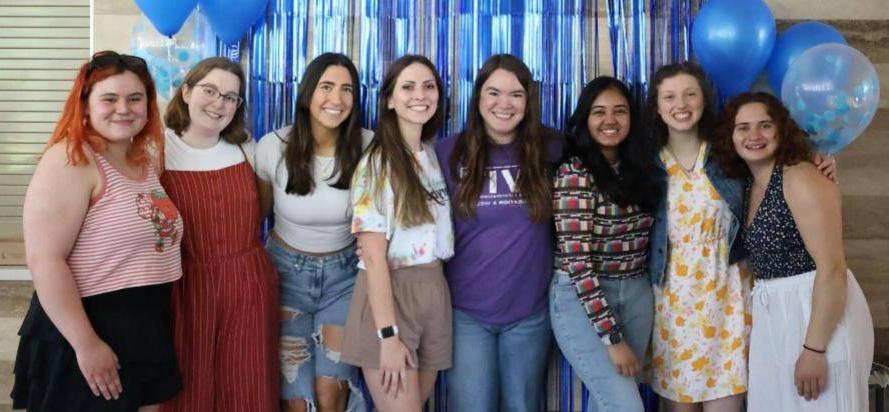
[
  {"x1": 255, "y1": 126, "x2": 374, "y2": 253},
  {"x1": 164, "y1": 128, "x2": 254, "y2": 171},
  {"x1": 350, "y1": 145, "x2": 454, "y2": 270}
]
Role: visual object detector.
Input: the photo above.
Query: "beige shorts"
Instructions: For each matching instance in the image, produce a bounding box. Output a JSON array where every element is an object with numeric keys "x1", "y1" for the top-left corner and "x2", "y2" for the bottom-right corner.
[{"x1": 341, "y1": 264, "x2": 453, "y2": 371}]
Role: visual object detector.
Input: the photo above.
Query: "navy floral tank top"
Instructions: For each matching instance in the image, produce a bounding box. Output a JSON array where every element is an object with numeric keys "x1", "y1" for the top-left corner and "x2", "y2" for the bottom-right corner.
[{"x1": 743, "y1": 166, "x2": 816, "y2": 280}]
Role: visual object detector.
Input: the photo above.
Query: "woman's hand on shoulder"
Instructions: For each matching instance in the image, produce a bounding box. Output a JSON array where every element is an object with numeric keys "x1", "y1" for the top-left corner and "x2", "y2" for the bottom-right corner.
[{"x1": 812, "y1": 154, "x2": 838, "y2": 183}]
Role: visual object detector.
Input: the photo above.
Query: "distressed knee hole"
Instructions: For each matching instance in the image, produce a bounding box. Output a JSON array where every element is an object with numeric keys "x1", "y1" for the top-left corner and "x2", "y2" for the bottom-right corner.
[
  {"x1": 281, "y1": 306, "x2": 302, "y2": 321},
  {"x1": 317, "y1": 324, "x2": 345, "y2": 363},
  {"x1": 280, "y1": 336, "x2": 310, "y2": 383},
  {"x1": 316, "y1": 376, "x2": 364, "y2": 412}
]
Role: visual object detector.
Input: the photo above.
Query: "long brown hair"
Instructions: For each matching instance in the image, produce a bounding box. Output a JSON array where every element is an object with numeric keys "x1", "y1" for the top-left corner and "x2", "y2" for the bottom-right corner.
[
  {"x1": 283, "y1": 53, "x2": 363, "y2": 195},
  {"x1": 359, "y1": 54, "x2": 445, "y2": 228},
  {"x1": 164, "y1": 57, "x2": 249, "y2": 145},
  {"x1": 712, "y1": 91, "x2": 814, "y2": 178},
  {"x1": 449, "y1": 54, "x2": 552, "y2": 222},
  {"x1": 49, "y1": 51, "x2": 162, "y2": 167}
]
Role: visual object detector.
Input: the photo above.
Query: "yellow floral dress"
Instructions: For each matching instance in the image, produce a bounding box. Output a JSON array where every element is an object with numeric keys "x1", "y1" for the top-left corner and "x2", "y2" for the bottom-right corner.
[{"x1": 650, "y1": 142, "x2": 752, "y2": 402}]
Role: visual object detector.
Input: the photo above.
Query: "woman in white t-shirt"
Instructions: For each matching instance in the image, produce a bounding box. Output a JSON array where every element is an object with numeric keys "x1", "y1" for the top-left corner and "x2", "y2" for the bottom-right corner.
[
  {"x1": 255, "y1": 53, "x2": 370, "y2": 412},
  {"x1": 340, "y1": 55, "x2": 454, "y2": 412}
]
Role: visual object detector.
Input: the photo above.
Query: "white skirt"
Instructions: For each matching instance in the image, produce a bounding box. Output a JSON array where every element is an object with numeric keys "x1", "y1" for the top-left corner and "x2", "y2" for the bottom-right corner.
[{"x1": 748, "y1": 270, "x2": 873, "y2": 412}]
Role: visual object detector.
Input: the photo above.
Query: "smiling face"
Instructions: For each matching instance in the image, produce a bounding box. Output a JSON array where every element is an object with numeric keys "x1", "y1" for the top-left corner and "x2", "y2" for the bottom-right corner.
[
  {"x1": 182, "y1": 68, "x2": 241, "y2": 137},
  {"x1": 587, "y1": 88, "x2": 631, "y2": 157},
  {"x1": 656, "y1": 73, "x2": 705, "y2": 134},
  {"x1": 86, "y1": 70, "x2": 148, "y2": 144},
  {"x1": 387, "y1": 62, "x2": 439, "y2": 128},
  {"x1": 732, "y1": 102, "x2": 778, "y2": 165},
  {"x1": 308, "y1": 65, "x2": 354, "y2": 132},
  {"x1": 478, "y1": 68, "x2": 527, "y2": 143}
]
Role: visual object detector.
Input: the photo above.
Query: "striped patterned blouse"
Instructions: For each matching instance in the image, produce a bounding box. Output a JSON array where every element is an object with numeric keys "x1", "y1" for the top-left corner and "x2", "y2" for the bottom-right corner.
[
  {"x1": 67, "y1": 151, "x2": 183, "y2": 297},
  {"x1": 553, "y1": 156, "x2": 654, "y2": 345}
]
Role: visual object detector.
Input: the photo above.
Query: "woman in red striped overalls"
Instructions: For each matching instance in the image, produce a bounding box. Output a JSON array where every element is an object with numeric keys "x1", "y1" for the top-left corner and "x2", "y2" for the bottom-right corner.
[{"x1": 159, "y1": 57, "x2": 278, "y2": 411}]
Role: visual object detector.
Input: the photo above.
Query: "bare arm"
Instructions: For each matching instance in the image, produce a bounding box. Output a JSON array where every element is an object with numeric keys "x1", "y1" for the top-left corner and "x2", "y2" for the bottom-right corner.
[
  {"x1": 356, "y1": 231, "x2": 414, "y2": 396},
  {"x1": 357, "y1": 232, "x2": 398, "y2": 329},
  {"x1": 783, "y1": 163, "x2": 846, "y2": 400},
  {"x1": 24, "y1": 143, "x2": 121, "y2": 399},
  {"x1": 257, "y1": 178, "x2": 274, "y2": 219}
]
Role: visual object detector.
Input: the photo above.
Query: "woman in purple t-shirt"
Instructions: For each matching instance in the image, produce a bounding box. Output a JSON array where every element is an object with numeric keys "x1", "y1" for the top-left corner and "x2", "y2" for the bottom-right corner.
[{"x1": 435, "y1": 54, "x2": 561, "y2": 412}]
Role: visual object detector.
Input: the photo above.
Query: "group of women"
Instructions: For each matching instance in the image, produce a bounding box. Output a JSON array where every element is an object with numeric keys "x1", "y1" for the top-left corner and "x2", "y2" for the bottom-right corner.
[{"x1": 10, "y1": 47, "x2": 873, "y2": 412}]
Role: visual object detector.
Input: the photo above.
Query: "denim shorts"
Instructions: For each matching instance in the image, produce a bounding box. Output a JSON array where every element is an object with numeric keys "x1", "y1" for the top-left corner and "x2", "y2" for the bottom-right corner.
[{"x1": 266, "y1": 238, "x2": 362, "y2": 404}]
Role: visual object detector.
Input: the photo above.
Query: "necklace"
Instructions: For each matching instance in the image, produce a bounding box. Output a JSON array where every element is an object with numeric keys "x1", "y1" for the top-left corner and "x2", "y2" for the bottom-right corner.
[
  {"x1": 665, "y1": 144, "x2": 700, "y2": 173},
  {"x1": 317, "y1": 156, "x2": 335, "y2": 178}
]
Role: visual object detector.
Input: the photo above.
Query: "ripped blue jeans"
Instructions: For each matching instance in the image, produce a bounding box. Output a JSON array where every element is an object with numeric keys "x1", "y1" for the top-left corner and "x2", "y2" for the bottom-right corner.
[{"x1": 266, "y1": 238, "x2": 364, "y2": 410}]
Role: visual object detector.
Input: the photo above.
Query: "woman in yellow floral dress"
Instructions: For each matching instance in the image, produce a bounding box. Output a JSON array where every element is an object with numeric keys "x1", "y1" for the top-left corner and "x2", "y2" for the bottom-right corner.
[{"x1": 645, "y1": 63, "x2": 752, "y2": 412}]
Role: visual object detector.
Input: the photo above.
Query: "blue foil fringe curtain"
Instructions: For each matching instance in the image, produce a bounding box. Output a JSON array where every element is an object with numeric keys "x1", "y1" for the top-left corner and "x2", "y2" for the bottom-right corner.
[{"x1": 228, "y1": 1, "x2": 703, "y2": 410}]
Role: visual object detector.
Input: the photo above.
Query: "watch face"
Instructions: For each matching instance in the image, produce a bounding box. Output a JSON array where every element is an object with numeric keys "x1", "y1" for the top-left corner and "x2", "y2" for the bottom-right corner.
[{"x1": 378, "y1": 326, "x2": 396, "y2": 339}]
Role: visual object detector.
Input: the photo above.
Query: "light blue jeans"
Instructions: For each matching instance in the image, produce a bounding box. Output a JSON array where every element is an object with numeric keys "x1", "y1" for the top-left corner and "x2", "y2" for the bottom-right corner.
[
  {"x1": 446, "y1": 308, "x2": 552, "y2": 412},
  {"x1": 550, "y1": 270, "x2": 654, "y2": 412},
  {"x1": 266, "y1": 239, "x2": 364, "y2": 410}
]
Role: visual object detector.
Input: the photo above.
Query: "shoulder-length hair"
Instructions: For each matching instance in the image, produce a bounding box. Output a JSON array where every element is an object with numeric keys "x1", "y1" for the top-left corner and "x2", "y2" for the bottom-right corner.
[
  {"x1": 712, "y1": 91, "x2": 814, "y2": 178},
  {"x1": 564, "y1": 76, "x2": 658, "y2": 210},
  {"x1": 448, "y1": 54, "x2": 552, "y2": 222},
  {"x1": 283, "y1": 53, "x2": 363, "y2": 195},
  {"x1": 164, "y1": 57, "x2": 249, "y2": 145},
  {"x1": 645, "y1": 61, "x2": 718, "y2": 149},
  {"x1": 361, "y1": 54, "x2": 445, "y2": 228},
  {"x1": 48, "y1": 50, "x2": 162, "y2": 167}
]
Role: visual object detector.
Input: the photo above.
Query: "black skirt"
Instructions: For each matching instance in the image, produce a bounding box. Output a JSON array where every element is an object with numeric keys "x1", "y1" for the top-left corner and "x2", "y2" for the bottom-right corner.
[{"x1": 11, "y1": 282, "x2": 182, "y2": 411}]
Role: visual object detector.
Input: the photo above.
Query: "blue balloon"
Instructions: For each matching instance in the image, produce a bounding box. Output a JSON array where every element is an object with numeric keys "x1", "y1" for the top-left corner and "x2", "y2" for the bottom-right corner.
[
  {"x1": 130, "y1": 12, "x2": 217, "y2": 100},
  {"x1": 766, "y1": 22, "x2": 846, "y2": 93},
  {"x1": 782, "y1": 44, "x2": 881, "y2": 154},
  {"x1": 199, "y1": 0, "x2": 269, "y2": 45},
  {"x1": 692, "y1": 0, "x2": 776, "y2": 99},
  {"x1": 134, "y1": 0, "x2": 198, "y2": 38}
]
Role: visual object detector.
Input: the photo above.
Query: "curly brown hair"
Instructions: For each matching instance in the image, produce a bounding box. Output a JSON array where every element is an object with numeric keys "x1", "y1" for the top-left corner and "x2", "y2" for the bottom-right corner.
[{"x1": 712, "y1": 92, "x2": 814, "y2": 178}]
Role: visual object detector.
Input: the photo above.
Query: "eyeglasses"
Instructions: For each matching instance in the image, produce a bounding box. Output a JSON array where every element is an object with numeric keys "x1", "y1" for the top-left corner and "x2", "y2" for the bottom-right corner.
[
  {"x1": 195, "y1": 83, "x2": 244, "y2": 108},
  {"x1": 87, "y1": 50, "x2": 147, "y2": 76}
]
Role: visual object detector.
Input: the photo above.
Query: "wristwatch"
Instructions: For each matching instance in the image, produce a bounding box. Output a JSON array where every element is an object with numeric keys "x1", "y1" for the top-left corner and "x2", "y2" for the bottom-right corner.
[{"x1": 377, "y1": 325, "x2": 399, "y2": 340}]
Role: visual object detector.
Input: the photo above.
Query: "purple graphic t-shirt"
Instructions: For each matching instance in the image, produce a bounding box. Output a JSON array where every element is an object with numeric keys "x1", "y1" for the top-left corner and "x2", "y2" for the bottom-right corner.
[{"x1": 435, "y1": 133, "x2": 564, "y2": 326}]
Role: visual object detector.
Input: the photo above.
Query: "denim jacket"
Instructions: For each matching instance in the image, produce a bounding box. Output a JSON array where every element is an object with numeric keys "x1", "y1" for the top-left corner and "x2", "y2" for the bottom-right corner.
[{"x1": 647, "y1": 146, "x2": 748, "y2": 285}]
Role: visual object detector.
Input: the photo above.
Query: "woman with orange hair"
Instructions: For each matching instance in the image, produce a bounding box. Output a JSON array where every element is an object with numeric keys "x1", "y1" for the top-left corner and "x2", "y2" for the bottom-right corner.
[{"x1": 11, "y1": 51, "x2": 184, "y2": 411}]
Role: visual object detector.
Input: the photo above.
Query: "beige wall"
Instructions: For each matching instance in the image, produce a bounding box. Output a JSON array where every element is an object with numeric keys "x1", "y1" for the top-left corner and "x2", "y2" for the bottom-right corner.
[
  {"x1": 767, "y1": 0, "x2": 889, "y2": 20},
  {"x1": 93, "y1": 0, "x2": 140, "y2": 53}
]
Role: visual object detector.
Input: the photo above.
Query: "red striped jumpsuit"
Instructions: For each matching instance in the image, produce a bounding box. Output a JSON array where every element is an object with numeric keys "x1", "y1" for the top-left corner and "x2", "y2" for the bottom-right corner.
[{"x1": 160, "y1": 160, "x2": 279, "y2": 411}]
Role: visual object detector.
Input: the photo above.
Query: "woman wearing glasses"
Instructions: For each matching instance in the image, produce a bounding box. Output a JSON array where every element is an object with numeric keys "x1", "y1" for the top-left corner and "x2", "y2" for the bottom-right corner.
[
  {"x1": 12, "y1": 51, "x2": 183, "y2": 411},
  {"x1": 160, "y1": 58, "x2": 278, "y2": 411}
]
